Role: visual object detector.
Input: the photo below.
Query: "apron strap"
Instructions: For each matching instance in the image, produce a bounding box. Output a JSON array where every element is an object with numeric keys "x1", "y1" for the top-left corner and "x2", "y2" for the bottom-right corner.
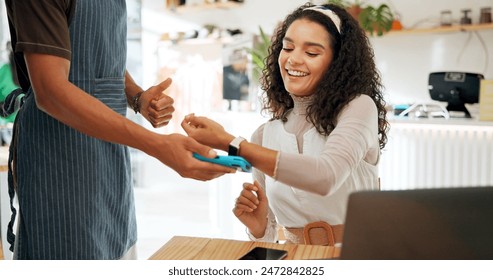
[
  {"x1": 1, "y1": 88, "x2": 24, "y2": 118},
  {"x1": 6, "y1": 106, "x2": 21, "y2": 252}
]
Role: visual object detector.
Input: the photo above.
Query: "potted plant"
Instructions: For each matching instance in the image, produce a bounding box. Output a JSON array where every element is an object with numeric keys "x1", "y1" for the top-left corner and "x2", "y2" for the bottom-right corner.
[
  {"x1": 358, "y1": 3, "x2": 394, "y2": 36},
  {"x1": 326, "y1": 0, "x2": 395, "y2": 36},
  {"x1": 246, "y1": 26, "x2": 271, "y2": 82}
]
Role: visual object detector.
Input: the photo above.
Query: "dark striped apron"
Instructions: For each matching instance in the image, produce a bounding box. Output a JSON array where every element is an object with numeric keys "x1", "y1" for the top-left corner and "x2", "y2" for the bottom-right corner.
[{"x1": 7, "y1": 0, "x2": 137, "y2": 259}]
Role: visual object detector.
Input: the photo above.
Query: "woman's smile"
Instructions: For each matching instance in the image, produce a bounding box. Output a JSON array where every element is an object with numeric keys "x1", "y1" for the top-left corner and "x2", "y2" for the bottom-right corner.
[{"x1": 279, "y1": 19, "x2": 333, "y2": 96}]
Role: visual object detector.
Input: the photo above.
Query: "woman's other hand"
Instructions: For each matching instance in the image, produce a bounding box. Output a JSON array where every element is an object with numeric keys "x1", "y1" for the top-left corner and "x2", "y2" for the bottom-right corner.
[{"x1": 233, "y1": 181, "x2": 268, "y2": 238}]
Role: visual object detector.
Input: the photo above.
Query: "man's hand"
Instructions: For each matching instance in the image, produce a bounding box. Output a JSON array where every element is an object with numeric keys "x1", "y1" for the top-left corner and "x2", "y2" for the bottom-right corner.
[
  {"x1": 140, "y1": 78, "x2": 174, "y2": 128},
  {"x1": 153, "y1": 133, "x2": 236, "y2": 181}
]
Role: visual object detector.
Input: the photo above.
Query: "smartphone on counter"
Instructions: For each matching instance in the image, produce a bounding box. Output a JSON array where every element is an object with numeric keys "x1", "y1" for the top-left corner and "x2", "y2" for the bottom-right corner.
[
  {"x1": 239, "y1": 247, "x2": 288, "y2": 260},
  {"x1": 193, "y1": 153, "x2": 252, "y2": 172}
]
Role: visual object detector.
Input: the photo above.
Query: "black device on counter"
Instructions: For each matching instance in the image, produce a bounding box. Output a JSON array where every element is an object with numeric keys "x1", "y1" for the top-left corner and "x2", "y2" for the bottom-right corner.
[
  {"x1": 428, "y1": 72, "x2": 484, "y2": 118},
  {"x1": 239, "y1": 247, "x2": 288, "y2": 260}
]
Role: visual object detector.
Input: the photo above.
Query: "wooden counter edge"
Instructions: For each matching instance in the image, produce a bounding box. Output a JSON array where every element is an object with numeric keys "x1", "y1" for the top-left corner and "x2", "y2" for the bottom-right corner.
[
  {"x1": 149, "y1": 236, "x2": 211, "y2": 260},
  {"x1": 149, "y1": 236, "x2": 340, "y2": 260}
]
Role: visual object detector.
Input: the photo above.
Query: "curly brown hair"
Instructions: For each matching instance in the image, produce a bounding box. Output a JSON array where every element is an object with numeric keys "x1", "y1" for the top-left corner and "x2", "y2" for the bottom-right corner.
[{"x1": 260, "y1": 2, "x2": 389, "y2": 149}]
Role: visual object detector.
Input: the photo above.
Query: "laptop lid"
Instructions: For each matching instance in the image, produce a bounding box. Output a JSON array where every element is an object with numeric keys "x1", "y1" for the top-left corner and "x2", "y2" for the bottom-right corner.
[{"x1": 340, "y1": 187, "x2": 493, "y2": 260}]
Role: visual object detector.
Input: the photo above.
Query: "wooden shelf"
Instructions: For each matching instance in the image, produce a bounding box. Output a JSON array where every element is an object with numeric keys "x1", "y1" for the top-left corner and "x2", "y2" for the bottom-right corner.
[
  {"x1": 387, "y1": 23, "x2": 493, "y2": 36},
  {"x1": 172, "y1": 1, "x2": 242, "y2": 13}
]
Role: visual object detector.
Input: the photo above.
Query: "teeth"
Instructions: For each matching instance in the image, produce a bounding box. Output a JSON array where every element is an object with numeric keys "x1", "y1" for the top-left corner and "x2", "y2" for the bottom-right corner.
[{"x1": 287, "y1": 70, "x2": 308, "y2": 77}]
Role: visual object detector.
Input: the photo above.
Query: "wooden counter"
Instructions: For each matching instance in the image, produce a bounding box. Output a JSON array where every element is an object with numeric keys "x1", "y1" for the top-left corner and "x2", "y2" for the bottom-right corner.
[{"x1": 149, "y1": 236, "x2": 340, "y2": 260}]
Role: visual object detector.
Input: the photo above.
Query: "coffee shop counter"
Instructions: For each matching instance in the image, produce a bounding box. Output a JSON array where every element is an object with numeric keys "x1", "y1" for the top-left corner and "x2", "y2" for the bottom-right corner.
[{"x1": 380, "y1": 117, "x2": 493, "y2": 190}]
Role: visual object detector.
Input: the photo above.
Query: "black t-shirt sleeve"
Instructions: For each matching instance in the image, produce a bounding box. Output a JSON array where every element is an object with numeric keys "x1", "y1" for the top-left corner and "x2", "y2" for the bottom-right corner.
[{"x1": 9, "y1": 0, "x2": 74, "y2": 60}]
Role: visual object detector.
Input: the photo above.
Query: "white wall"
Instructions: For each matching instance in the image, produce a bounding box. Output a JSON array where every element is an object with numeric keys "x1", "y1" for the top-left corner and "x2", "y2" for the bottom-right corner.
[{"x1": 373, "y1": 30, "x2": 493, "y2": 104}]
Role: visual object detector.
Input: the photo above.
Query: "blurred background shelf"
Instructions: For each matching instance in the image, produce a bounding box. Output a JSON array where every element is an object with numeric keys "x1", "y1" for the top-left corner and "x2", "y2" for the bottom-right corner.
[
  {"x1": 168, "y1": 0, "x2": 243, "y2": 13},
  {"x1": 388, "y1": 23, "x2": 493, "y2": 36}
]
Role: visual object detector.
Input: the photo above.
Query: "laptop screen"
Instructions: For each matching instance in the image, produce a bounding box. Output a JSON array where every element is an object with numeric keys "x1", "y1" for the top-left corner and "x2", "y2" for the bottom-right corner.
[{"x1": 340, "y1": 187, "x2": 493, "y2": 260}]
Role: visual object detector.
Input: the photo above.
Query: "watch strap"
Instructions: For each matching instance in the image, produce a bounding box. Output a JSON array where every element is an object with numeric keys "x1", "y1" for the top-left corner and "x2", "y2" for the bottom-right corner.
[
  {"x1": 131, "y1": 91, "x2": 144, "y2": 114},
  {"x1": 228, "y1": 136, "x2": 246, "y2": 156}
]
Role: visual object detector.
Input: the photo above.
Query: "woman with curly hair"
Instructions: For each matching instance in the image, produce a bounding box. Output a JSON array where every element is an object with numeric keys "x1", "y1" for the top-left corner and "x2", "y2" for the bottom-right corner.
[{"x1": 182, "y1": 2, "x2": 389, "y2": 246}]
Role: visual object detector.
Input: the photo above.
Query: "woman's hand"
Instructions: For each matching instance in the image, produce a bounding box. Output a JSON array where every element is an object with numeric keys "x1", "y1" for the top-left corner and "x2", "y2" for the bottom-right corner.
[
  {"x1": 233, "y1": 181, "x2": 269, "y2": 238},
  {"x1": 181, "y1": 114, "x2": 234, "y2": 151},
  {"x1": 140, "y1": 78, "x2": 175, "y2": 128}
]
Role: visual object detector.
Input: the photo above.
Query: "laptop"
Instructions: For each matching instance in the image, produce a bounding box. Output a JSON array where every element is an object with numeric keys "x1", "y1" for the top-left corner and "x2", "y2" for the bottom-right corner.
[{"x1": 339, "y1": 187, "x2": 493, "y2": 260}]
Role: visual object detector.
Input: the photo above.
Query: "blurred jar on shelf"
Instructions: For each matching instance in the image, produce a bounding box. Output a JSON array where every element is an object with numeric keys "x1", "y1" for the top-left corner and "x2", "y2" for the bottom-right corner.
[
  {"x1": 480, "y1": 7, "x2": 492, "y2": 24},
  {"x1": 440, "y1": 10, "x2": 452, "y2": 26}
]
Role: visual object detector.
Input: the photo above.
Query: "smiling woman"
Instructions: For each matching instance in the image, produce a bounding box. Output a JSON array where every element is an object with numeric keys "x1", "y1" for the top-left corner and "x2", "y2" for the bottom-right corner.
[{"x1": 181, "y1": 2, "x2": 389, "y2": 246}]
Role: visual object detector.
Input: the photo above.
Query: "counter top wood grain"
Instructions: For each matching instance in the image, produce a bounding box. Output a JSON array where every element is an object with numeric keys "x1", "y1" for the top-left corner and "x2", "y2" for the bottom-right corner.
[{"x1": 149, "y1": 236, "x2": 340, "y2": 260}]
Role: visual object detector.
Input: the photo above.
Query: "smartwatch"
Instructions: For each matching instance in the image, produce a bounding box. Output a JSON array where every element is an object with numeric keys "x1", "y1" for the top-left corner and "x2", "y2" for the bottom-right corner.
[{"x1": 228, "y1": 136, "x2": 246, "y2": 156}]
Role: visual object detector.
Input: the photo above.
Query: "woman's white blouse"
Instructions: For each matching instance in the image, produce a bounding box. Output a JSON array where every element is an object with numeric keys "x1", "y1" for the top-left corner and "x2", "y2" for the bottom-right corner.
[{"x1": 247, "y1": 94, "x2": 381, "y2": 242}]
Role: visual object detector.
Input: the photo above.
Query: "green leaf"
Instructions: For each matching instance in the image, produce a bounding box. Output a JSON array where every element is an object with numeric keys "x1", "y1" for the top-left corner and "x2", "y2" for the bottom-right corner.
[
  {"x1": 245, "y1": 26, "x2": 271, "y2": 81},
  {"x1": 358, "y1": 4, "x2": 394, "y2": 36}
]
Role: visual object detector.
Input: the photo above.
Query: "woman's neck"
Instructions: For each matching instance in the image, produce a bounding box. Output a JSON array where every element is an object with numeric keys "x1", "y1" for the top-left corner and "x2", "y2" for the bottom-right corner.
[{"x1": 290, "y1": 94, "x2": 314, "y2": 116}]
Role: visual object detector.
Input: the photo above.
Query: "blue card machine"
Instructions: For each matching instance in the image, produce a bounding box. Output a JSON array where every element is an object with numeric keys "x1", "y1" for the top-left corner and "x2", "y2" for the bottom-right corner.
[{"x1": 193, "y1": 153, "x2": 252, "y2": 172}]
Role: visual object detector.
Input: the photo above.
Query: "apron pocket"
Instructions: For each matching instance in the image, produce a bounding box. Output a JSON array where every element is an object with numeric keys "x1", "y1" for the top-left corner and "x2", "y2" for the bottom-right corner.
[{"x1": 93, "y1": 78, "x2": 127, "y2": 115}]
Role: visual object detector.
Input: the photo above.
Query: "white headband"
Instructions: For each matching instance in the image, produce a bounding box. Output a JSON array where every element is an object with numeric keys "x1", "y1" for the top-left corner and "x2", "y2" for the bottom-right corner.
[{"x1": 304, "y1": 6, "x2": 342, "y2": 34}]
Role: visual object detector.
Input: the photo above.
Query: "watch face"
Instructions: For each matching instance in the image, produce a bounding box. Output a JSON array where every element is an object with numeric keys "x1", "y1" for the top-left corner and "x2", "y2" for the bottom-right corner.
[
  {"x1": 228, "y1": 137, "x2": 245, "y2": 156},
  {"x1": 228, "y1": 145, "x2": 239, "y2": 156}
]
